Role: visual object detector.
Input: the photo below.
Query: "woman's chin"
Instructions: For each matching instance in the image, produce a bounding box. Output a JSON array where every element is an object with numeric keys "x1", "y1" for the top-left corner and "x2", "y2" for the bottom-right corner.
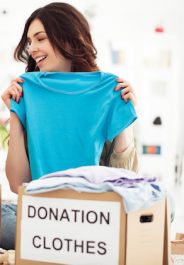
[{"x1": 39, "y1": 66, "x2": 50, "y2": 72}]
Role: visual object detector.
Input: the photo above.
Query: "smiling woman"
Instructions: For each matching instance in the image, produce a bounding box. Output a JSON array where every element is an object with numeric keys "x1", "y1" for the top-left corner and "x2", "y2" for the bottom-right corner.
[
  {"x1": 26, "y1": 20, "x2": 72, "y2": 72},
  {"x1": 0, "y1": 2, "x2": 137, "y2": 250}
]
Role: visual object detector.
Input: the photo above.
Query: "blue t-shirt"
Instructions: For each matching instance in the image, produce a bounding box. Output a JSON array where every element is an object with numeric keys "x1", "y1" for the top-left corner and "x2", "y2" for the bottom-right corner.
[{"x1": 10, "y1": 71, "x2": 137, "y2": 180}]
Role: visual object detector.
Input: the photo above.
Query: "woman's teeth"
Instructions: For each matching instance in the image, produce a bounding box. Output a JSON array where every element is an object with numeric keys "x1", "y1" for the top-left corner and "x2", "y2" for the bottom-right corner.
[{"x1": 36, "y1": 56, "x2": 47, "y2": 63}]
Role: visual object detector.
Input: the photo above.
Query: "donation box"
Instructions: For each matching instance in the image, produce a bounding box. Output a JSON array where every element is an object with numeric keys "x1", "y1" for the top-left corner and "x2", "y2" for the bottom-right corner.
[{"x1": 15, "y1": 186, "x2": 170, "y2": 265}]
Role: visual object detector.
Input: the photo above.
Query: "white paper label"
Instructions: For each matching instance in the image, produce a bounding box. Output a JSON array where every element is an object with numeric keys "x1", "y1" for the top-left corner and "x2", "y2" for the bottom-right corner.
[{"x1": 20, "y1": 195, "x2": 120, "y2": 265}]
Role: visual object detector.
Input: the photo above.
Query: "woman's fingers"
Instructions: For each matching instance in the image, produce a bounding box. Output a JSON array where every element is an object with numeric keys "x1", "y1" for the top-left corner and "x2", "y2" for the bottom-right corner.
[
  {"x1": 11, "y1": 81, "x2": 23, "y2": 96},
  {"x1": 119, "y1": 85, "x2": 136, "y2": 106},
  {"x1": 114, "y1": 79, "x2": 137, "y2": 106},
  {"x1": 122, "y1": 92, "x2": 136, "y2": 106},
  {"x1": 9, "y1": 87, "x2": 21, "y2": 102},
  {"x1": 121, "y1": 86, "x2": 133, "y2": 96},
  {"x1": 114, "y1": 82, "x2": 130, "y2": 91},
  {"x1": 1, "y1": 78, "x2": 24, "y2": 109},
  {"x1": 12, "y1": 77, "x2": 24, "y2": 83},
  {"x1": 16, "y1": 78, "x2": 24, "y2": 82}
]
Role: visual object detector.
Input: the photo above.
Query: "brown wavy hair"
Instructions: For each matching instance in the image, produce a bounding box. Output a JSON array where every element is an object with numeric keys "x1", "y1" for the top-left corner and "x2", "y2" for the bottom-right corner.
[{"x1": 14, "y1": 2, "x2": 99, "y2": 72}]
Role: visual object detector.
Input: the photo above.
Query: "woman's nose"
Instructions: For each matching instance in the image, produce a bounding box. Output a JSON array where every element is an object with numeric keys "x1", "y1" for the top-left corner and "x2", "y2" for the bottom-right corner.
[{"x1": 27, "y1": 43, "x2": 39, "y2": 55}]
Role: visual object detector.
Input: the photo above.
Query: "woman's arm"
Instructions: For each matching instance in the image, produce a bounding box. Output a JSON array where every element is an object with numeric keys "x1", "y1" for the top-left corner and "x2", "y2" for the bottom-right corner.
[
  {"x1": 113, "y1": 124, "x2": 134, "y2": 153},
  {"x1": 111, "y1": 124, "x2": 138, "y2": 172},
  {"x1": 100, "y1": 125, "x2": 138, "y2": 172},
  {"x1": 100, "y1": 78, "x2": 138, "y2": 171},
  {"x1": 6, "y1": 112, "x2": 31, "y2": 193},
  {"x1": 1, "y1": 77, "x2": 30, "y2": 193},
  {"x1": 108, "y1": 138, "x2": 138, "y2": 172}
]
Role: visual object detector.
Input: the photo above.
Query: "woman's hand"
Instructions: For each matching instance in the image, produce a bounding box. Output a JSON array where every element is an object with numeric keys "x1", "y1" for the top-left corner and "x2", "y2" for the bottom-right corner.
[
  {"x1": 1, "y1": 78, "x2": 24, "y2": 109},
  {"x1": 114, "y1": 77, "x2": 136, "y2": 106}
]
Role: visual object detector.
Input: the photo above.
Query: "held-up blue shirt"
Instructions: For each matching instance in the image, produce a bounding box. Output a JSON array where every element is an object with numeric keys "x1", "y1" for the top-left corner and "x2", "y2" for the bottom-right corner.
[{"x1": 10, "y1": 72, "x2": 137, "y2": 180}]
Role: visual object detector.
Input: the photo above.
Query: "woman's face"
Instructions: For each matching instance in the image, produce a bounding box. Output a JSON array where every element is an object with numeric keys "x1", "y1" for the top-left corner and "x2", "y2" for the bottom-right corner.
[{"x1": 27, "y1": 19, "x2": 71, "y2": 72}]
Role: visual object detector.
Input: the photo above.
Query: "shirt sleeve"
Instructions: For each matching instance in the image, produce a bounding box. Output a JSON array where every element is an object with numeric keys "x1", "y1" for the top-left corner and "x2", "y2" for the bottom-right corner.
[
  {"x1": 10, "y1": 97, "x2": 26, "y2": 129},
  {"x1": 105, "y1": 91, "x2": 137, "y2": 142}
]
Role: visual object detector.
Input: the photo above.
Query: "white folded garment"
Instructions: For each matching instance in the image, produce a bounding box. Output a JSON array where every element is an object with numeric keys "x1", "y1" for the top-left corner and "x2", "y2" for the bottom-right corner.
[{"x1": 24, "y1": 166, "x2": 166, "y2": 213}]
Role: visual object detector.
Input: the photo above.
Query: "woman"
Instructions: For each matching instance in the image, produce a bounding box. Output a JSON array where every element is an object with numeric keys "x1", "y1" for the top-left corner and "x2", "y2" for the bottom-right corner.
[{"x1": 0, "y1": 2, "x2": 137, "y2": 249}]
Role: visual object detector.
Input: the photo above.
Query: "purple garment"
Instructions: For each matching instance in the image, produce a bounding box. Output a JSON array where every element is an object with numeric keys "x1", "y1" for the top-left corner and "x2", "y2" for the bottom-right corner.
[{"x1": 105, "y1": 177, "x2": 156, "y2": 186}]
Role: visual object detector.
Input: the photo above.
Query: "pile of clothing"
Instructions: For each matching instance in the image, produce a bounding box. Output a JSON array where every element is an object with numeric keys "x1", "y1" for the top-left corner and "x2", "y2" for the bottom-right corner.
[{"x1": 25, "y1": 165, "x2": 166, "y2": 213}]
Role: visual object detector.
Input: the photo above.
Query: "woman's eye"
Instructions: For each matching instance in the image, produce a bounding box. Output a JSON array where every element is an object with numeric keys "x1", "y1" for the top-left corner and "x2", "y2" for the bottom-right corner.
[{"x1": 38, "y1": 38, "x2": 46, "y2": 42}]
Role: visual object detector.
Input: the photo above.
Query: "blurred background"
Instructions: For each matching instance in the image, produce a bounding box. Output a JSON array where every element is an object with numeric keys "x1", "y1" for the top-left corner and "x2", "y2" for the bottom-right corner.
[{"x1": 0, "y1": 0, "x2": 184, "y2": 239}]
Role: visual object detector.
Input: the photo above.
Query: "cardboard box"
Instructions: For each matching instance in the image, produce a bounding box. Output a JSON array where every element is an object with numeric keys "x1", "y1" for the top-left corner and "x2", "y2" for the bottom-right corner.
[
  {"x1": 15, "y1": 186, "x2": 170, "y2": 265},
  {"x1": 171, "y1": 234, "x2": 184, "y2": 265},
  {"x1": 171, "y1": 233, "x2": 184, "y2": 255},
  {"x1": 171, "y1": 240, "x2": 184, "y2": 255}
]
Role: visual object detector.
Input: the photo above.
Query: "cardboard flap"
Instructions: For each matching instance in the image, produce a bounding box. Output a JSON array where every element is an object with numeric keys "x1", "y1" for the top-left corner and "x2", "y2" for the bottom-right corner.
[
  {"x1": 171, "y1": 239, "x2": 184, "y2": 255},
  {"x1": 172, "y1": 234, "x2": 184, "y2": 255}
]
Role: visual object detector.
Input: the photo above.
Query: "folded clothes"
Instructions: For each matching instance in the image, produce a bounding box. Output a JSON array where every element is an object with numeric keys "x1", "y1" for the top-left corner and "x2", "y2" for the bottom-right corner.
[
  {"x1": 38, "y1": 165, "x2": 144, "y2": 184},
  {"x1": 24, "y1": 166, "x2": 166, "y2": 213}
]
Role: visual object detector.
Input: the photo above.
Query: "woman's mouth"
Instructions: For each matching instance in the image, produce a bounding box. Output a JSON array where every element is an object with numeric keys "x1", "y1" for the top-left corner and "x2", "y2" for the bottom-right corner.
[{"x1": 35, "y1": 55, "x2": 47, "y2": 67}]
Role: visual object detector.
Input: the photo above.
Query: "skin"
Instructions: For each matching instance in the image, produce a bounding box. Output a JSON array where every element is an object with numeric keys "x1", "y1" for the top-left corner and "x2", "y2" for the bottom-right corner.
[{"x1": 1, "y1": 19, "x2": 136, "y2": 193}]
